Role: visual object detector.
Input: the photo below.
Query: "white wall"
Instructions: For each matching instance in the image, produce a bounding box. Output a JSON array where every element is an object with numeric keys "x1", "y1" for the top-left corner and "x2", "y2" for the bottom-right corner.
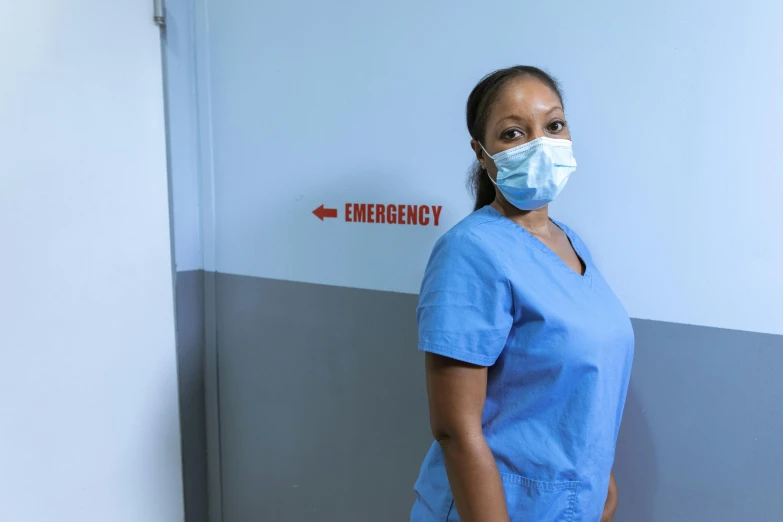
[
  {"x1": 201, "y1": 0, "x2": 782, "y2": 336},
  {"x1": 0, "y1": 1, "x2": 184, "y2": 521}
]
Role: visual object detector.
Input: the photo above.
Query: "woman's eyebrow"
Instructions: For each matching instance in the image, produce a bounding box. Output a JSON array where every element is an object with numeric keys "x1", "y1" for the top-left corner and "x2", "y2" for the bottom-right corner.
[
  {"x1": 496, "y1": 106, "x2": 563, "y2": 125},
  {"x1": 496, "y1": 114, "x2": 526, "y2": 125}
]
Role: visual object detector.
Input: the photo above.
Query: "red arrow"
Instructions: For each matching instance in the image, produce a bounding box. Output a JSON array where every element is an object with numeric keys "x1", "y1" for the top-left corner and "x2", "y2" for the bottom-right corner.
[{"x1": 312, "y1": 204, "x2": 338, "y2": 221}]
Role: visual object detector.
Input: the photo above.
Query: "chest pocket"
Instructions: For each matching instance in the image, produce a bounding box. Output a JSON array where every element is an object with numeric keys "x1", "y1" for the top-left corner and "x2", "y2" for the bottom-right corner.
[{"x1": 446, "y1": 473, "x2": 578, "y2": 522}]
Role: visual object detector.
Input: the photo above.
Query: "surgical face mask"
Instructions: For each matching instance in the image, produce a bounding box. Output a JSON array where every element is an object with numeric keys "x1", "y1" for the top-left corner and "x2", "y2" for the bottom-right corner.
[{"x1": 480, "y1": 137, "x2": 577, "y2": 211}]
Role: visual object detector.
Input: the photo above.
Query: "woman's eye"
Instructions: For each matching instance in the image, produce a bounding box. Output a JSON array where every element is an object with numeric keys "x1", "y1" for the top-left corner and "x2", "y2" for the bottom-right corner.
[
  {"x1": 548, "y1": 121, "x2": 565, "y2": 133},
  {"x1": 502, "y1": 129, "x2": 523, "y2": 140}
]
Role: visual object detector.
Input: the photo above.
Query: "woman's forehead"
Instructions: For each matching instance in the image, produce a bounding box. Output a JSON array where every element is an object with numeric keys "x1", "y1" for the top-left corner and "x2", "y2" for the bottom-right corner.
[{"x1": 490, "y1": 77, "x2": 563, "y2": 120}]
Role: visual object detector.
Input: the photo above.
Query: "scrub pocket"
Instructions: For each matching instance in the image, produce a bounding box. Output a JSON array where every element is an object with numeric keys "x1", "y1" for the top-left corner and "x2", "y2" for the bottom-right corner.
[{"x1": 445, "y1": 472, "x2": 578, "y2": 522}]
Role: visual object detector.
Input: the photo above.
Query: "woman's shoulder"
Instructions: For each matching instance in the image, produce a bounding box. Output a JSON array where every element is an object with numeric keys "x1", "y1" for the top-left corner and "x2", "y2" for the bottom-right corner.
[
  {"x1": 421, "y1": 207, "x2": 510, "y2": 293},
  {"x1": 434, "y1": 206, "x2": 506, "y2": 253}
]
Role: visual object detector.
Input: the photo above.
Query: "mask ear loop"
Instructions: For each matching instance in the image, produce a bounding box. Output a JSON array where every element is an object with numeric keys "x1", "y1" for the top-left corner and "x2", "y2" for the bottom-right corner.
[
  {"x1": 478, "y1": 142, "x2": 499, "y2": 187},
  {"x1": 479, "y1": 142, "x2": 493, "y2": 161}
]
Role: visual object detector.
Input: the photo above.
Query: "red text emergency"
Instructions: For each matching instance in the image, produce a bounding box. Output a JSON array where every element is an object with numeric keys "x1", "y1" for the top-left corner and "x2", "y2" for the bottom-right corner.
[{"x1": 344, "y1": 203, "x2": 443, "y2": 226}]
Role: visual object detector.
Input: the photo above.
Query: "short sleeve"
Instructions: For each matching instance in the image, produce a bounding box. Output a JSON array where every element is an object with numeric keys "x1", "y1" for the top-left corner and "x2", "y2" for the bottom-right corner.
[{"x1": 416, "y1": 230, "x2": 513, "y2": 366}]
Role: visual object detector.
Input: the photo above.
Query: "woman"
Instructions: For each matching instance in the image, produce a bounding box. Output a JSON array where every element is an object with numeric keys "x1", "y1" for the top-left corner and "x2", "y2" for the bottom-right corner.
[{"x1": 411, "y1": 66, "x2": 634, "y2": 522}]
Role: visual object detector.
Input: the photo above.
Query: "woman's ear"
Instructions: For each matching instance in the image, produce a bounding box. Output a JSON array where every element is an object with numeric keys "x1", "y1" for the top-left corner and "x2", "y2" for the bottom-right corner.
[{"x1": 470, "y1": 139, "x2": 486, "y2": 170}]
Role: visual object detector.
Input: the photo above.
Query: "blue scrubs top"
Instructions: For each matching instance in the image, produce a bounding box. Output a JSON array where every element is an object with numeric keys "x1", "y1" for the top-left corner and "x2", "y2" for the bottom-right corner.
[{"x1": 411, "y1": 206, "x2": 634, "y2": 522}]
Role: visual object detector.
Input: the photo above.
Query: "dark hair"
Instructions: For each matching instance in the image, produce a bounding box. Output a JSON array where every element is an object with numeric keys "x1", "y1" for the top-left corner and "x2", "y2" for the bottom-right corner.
[{"x1": 466, "y1": 66, "x2": 565, "y2": 210}]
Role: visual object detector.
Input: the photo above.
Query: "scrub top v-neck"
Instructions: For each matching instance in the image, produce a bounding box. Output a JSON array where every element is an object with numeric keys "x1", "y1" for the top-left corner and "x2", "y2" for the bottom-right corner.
[{"x1": 411, "y1": 205, "x2": 634, "y2": 522}]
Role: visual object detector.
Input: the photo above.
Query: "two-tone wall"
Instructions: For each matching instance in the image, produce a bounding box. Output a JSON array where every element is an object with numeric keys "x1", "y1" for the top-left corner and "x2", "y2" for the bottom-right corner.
[
  {"x1": 166, "y1": 0, "x2": 783, "y2": 520},
  {"x1": 162, "y1": 0, "x2": 214, "y2": 520}
]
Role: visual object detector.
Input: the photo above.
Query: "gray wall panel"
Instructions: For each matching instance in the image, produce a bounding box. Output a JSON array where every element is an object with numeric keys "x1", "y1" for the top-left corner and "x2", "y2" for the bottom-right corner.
[
  {"x1": 614, "y1": 319, "x2": 783, "y2": 522},
  {"x1": 175, "y1": 270, "x2": 209, "y2": 522},
  {"x1": 212, "y1": 274, "x2": 783, "y2": 522},
  {"x1": 215, "y1": 274, "x2": 431, "y2": 522}
]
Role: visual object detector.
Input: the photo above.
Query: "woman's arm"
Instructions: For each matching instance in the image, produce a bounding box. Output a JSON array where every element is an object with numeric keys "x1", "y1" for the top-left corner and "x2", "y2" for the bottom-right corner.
[
  {"x1": 425, "y1": 353, "x2": 510, "y2": 522},
  {"x1": 601, "y1": 473, "x2": 618, "y2": 522}
]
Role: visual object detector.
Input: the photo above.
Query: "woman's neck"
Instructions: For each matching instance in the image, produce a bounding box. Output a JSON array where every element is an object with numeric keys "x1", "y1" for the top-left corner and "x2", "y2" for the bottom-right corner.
[{"x1": 492, "y1": 198, "x2": 552, "y2": 238}]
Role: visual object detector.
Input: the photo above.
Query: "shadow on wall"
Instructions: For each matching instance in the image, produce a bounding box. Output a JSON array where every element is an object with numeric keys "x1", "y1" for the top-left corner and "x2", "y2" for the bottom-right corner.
[
  {"x1": 613, "y1": 384, "x2": 658, "y2": 522},
  {"x1": 174, "y1": 271, "x2": 209, "y2": 522}
]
